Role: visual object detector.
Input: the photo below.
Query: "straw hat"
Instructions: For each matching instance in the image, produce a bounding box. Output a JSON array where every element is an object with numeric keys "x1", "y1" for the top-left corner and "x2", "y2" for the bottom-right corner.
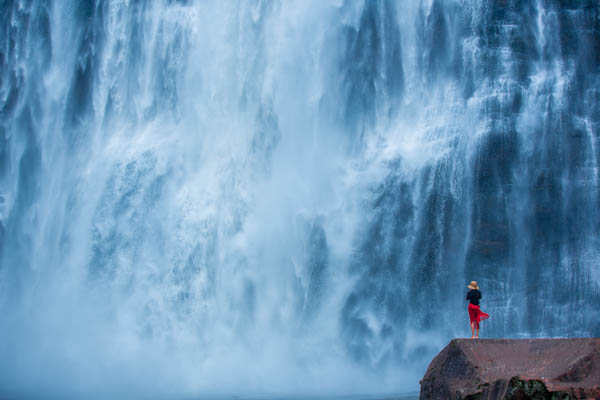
[{"x1": 468, "y1": 281, "x2": 479, "y2": 290}]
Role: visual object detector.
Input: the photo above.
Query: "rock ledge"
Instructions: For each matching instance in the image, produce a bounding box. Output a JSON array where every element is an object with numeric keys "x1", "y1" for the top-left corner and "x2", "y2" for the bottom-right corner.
[{"x1": 419, "y1": 338, "x2": 600, "y2": 399}]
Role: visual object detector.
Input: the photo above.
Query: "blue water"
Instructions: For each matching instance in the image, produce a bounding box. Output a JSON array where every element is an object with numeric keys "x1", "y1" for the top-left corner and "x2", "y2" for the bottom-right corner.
[
  {"x1": 197, "y1": 395, "x2": 418, "y2": 400},
  {"x1": 0, "y1": 0, "x2": 598, "y2": 398}
]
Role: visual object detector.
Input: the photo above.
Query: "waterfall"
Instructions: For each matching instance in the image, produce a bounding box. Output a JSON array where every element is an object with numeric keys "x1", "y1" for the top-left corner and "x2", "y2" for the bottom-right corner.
[{"x1": 0, "y1": 0, "x2": 598, "y2": 397}]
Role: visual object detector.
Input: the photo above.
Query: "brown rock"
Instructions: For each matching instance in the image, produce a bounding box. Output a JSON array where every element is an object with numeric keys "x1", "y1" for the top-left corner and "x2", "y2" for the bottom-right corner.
[{"x1": 419, "y1": 338, "x2": 600, "y2": 399}]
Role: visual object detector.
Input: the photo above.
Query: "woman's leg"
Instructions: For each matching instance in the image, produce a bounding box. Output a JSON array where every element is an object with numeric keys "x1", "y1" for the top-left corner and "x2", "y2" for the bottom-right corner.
[
  {"x1": 470, "y1": 322, "x2": 475, "y2": 339},
  {"x1": 475, "y1": 326, "x2": 479, "y2": 338}
]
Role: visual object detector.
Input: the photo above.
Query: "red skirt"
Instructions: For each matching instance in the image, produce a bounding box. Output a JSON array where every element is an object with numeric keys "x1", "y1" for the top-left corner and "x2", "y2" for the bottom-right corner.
[{"x1": 468, "y1": 303, "x2": 489, "y2": 329}]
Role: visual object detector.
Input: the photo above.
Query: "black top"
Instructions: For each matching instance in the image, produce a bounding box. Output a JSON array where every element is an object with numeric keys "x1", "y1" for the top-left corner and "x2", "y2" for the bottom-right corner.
[{"x1": 466, "y1": 289, "x2": 481, "y2": 305}]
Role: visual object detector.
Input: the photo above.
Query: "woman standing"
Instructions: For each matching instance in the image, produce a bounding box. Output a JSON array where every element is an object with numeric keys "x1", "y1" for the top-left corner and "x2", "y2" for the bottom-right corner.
[{"x1": 466, "y1": 281, "x2": 489, "y2": 339}]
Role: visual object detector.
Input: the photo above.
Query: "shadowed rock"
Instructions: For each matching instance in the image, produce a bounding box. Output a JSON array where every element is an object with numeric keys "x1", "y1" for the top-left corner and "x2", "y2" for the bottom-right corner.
[{"x1": 420, "y1": 338, "x2": 600, "y2": 399}]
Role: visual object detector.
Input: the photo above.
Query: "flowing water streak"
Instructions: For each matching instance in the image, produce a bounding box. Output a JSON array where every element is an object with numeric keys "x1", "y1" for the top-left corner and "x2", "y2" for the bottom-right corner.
[{"x1": 0, "y1": 0, "x2": 599, "y2": 397}]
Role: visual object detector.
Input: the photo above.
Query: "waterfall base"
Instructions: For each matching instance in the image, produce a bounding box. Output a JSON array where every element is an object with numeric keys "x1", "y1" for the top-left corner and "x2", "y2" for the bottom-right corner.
[{"x1": 419, "y1": 338, "x2": 600, "y2": 399}]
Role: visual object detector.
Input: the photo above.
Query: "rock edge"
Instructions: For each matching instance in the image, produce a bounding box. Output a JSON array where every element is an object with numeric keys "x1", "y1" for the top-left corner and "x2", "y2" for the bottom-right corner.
[{"x1": 419, "y1": 338, "x2": 600, "y2": 399}]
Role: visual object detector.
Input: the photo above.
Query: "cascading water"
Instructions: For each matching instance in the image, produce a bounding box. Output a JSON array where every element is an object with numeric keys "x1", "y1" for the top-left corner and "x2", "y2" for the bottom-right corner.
[{"x1": 0, "y1": 0, "x2": 599, "y2": 397}]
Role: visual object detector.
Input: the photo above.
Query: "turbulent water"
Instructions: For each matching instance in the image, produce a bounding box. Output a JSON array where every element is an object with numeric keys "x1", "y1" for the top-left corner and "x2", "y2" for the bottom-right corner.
[{"x1": 0, "y1": 0, "x2": 599, "y2": 398}]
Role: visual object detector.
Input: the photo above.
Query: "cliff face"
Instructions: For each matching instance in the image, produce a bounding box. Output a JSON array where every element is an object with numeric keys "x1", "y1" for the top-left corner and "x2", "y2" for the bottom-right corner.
[{"x1": 419, "y1": 338, "x2": 600, "y2": 399}]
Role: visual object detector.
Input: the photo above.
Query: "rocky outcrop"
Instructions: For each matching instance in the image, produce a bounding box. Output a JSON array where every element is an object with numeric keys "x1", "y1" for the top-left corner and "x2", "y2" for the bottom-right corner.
[{"x1": 419, "y1": 338, "x2": 600, "y2": 399}]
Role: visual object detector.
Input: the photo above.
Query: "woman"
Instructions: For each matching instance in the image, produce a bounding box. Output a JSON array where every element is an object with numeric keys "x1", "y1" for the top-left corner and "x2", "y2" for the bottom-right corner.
[{"x1": 466, "y1": 281, "x2": 489, "y2": 339}]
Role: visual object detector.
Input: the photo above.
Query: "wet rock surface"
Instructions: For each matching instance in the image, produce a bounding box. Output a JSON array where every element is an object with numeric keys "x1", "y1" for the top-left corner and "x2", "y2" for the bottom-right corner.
[{"x1": 419, "y1": 338, "x2": 600, "y2": 399}]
